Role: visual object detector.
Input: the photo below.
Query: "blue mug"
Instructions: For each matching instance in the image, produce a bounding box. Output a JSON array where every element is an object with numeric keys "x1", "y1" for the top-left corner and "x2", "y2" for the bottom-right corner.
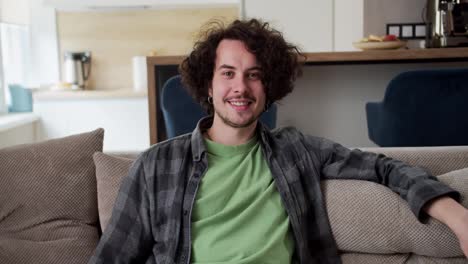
[{"x1": 8, "y1": 84, "x2": 33, "y2": 112}]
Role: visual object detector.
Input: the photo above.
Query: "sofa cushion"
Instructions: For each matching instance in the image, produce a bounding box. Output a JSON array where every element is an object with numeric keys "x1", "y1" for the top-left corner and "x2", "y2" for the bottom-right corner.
[
  {"x1": 323, "y1": 167, "x2": 468, "y2": 258},
  {"x1": 93, "y1": 152, "x2": 134, "y2": 231},
  {"x1": 0, "y1": 129, "x2": 104, "y2": 264}
]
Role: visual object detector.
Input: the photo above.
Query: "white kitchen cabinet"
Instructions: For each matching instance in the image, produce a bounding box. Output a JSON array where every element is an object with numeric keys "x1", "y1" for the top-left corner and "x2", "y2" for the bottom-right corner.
[
  {"x1": 242, "y1": 0, "x2": 364, "y2": 52},
  {"x1": 0, "y1": 113, "x2": 39, "y2": 148},
  {"x1": 33, "y1": 94, "x2": 150, "y2": 152},
  {"x1": 1, "y1": 0, "x2": 30, "y2": 25},
  {"x1": 334, "y1": 0, "x2": 364, "y2": 51},
  {"x1": 43, "y1": 0, "x2": 238, "y2": 10},
  {"x1": 242, "y1": 0, "x2": 333, "y2": 52}
]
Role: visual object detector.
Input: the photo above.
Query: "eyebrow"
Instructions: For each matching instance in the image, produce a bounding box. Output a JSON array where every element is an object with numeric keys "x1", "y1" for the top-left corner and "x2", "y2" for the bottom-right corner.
[{"x1": 217, "y1": 64, "x2": 262, "y2": 71}]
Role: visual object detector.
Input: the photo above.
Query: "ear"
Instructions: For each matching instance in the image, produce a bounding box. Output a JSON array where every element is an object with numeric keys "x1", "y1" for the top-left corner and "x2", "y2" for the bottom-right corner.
[{"x1": 208, "y1": 85, "x2": 213, "y2": 97}]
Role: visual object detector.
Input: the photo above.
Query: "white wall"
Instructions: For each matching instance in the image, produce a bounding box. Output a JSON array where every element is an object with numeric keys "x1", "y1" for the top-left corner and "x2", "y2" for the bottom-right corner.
[
  {"x1": 364, "y1": 0, "x2": 426, "y2": 37},
  {"x1": 334, "y1": 0, "x2": 363, "y2": 51}
]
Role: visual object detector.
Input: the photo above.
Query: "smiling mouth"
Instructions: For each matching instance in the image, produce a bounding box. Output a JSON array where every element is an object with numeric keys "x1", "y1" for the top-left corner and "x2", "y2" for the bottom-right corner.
[
  {"x1": 229, "y1": 101, "x2": 250, "y2": 106},
  {"x1": 225, "y1": 99, "x2": 254, "y2": 110}
]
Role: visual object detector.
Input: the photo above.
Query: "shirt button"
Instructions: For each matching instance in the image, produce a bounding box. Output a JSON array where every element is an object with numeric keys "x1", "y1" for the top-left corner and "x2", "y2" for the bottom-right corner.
[
  {"x1": 193, "y1": 173, "x2": 199, "y2": 178},
  {"x1": 183, "y1": 210, "x2": 188, "y2": 216}
]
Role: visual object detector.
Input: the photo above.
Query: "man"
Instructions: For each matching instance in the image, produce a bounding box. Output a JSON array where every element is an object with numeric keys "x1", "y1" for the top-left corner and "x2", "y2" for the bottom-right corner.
[{"x1": 90, "y1": 19, "x2": 468, "y2": 263}]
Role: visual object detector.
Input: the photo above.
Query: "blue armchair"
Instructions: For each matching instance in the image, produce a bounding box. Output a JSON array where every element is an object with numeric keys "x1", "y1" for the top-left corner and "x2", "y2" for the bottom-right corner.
[
  {"x1": 161, "y1": 75, "x2": 277, "y2": 139},
  {"x1": 366, "y1": 68, "x2": 468, "y2": 147}
]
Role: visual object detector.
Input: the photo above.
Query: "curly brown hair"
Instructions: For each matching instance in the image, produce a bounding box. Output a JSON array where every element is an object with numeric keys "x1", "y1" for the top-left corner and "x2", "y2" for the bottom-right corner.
[{"x1": 179, "y1": 18, "x2": 304, "y2": 114}]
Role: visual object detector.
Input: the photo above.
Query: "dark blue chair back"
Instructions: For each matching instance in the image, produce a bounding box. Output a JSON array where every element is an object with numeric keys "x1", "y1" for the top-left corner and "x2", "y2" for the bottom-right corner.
[
  {"x1": 161, "y1": 75, "x2": 277, "y2": 139},
  {"x1": 366, "y1": 68, "x2": 468, "y2": 147}
]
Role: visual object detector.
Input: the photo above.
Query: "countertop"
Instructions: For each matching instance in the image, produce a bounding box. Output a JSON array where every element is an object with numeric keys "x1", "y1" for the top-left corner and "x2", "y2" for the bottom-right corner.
[{"x1": 33, "y1": 89, "x2": 147, "y2": 101}]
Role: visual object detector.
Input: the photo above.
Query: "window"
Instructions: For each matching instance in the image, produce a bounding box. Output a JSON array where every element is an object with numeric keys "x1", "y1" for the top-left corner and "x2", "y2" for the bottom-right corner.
[{"x1": 0, "y1": 22, "x2": 30, "y2": 112}]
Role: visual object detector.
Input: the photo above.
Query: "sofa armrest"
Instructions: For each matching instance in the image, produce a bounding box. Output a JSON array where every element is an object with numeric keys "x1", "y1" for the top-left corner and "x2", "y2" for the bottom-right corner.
[{"x1": 323, "y1": 168, "x2": 468, "y2": 257}]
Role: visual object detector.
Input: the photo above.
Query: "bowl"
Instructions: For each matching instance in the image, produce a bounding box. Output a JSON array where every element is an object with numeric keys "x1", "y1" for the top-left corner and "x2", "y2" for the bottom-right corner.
[{"x1": 353, "y1": 41, "x2": 407, "y2": 50}]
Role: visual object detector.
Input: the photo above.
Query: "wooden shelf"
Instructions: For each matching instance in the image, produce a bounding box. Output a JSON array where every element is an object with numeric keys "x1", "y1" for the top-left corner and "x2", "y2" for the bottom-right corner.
[
  {"x1": 303, "y1": 47, "x2": 468, "y2": 65},
  {"x1": 146, "y1": 48, "x2": 468, "y2": 67}
]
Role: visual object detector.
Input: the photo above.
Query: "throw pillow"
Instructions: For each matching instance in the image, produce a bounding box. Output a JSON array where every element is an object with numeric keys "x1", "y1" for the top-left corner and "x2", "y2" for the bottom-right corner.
[
  {"x1": 93, "y1": 152, "x2": 135, "y2": 232},
  {"x1": 0, "y1": 129, "x2": 104, "y2": 264},
  {"x1": 323, "y1": 167, "x2": 468, "y2": 258}
]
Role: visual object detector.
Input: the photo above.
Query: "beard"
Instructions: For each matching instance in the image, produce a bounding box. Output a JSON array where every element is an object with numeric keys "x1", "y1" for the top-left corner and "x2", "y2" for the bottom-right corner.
[{"x1": 214, "y1": 108, "x2": 261, "y2": 128}]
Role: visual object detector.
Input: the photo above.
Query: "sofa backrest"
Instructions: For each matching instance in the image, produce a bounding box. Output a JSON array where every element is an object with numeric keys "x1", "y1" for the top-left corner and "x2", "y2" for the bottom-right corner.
[{"x1": 361, "y1": 146, "x2": 468, "y2": 176}]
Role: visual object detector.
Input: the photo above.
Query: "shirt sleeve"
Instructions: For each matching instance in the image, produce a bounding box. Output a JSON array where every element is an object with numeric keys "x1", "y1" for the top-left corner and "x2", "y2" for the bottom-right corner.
[
  {"x1": 316, "y1": 137, "x2": 461, "y2": 222},
  {"x1": 89, "y1": 154, "x2": 153, "y2": 263}
]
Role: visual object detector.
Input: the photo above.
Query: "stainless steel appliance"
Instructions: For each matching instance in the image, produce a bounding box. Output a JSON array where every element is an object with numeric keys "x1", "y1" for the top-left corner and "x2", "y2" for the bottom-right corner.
[
  {"x1": 63, "y1": 51, "x2": 91, "y2": 90},
  {"x1": 426, "y1": 0, "x2": 468, "y2": 47}
]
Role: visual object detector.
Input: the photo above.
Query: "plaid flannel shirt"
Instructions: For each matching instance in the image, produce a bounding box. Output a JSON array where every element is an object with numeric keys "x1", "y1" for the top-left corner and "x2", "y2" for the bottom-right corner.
[{"x1": 90, "y1": 117, "x2": 459, "y2": 264}]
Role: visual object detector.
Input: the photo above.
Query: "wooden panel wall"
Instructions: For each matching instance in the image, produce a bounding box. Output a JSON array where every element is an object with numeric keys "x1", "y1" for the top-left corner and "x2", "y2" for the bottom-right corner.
[{"x1": 57, "y1": 7, "x2": 238, "y2": 90}]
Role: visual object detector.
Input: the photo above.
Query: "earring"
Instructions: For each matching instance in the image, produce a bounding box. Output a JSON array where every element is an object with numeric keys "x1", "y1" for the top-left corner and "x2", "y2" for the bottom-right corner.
[{"x1": 207, "y1": 96, "x2": 213, "y2": 104}]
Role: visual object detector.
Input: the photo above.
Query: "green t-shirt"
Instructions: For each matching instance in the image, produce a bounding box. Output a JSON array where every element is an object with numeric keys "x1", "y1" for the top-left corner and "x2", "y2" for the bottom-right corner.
[{"x1": 191, "y1": 136, "x2": 294, "y2": 263}]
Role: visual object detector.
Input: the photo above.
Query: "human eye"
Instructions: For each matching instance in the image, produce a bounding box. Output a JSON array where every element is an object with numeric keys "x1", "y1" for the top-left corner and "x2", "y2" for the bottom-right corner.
[
  {"x1": 222, "y1": 71, "x2": 234, "y2": 78},
  {"x1": 247, "y1": 71, "x2": 261, "y2": 80}
]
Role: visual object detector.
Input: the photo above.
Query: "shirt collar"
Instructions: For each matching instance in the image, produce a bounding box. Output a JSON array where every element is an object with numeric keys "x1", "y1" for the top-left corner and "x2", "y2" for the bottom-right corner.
[{"x1": 190, "y1": 116, "x2": 272, "y2": 162}]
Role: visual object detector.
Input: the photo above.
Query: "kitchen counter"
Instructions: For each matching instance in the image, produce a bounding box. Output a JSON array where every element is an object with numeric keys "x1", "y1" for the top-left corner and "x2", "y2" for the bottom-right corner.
[
  {"x1": 146, "y1": 47, "x2": 468, "y2": 143},
  {"x1": 0, "y1": 113, "x2": 39, "y2": 133},
  {"x1": 33, "y1": 89, "x2": 147, "y2": 101}
]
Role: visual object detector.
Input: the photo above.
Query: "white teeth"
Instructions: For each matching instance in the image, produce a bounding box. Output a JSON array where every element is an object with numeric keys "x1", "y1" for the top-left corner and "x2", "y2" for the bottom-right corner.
[{"x1": 230, "y1": 101, "x2": 248, "y2": 106}]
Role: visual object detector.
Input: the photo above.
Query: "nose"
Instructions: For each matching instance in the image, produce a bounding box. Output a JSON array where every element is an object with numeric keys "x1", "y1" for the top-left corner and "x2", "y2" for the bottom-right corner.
[{"x1": 232, "y1": 75, "x2": 248, "y2": 94}]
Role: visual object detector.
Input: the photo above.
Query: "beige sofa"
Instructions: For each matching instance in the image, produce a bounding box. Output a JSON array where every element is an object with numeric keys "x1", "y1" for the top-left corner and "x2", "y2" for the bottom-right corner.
[{"x1": 0, "y1": 129, "x2": 467, "y2": 263}]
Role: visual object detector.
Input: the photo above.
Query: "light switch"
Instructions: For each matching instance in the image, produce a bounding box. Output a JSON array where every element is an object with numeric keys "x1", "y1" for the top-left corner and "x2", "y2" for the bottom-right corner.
[
  {"x1": 388, "y1": 26, "x2": 400, "y2": 37},
  {"x1": 415, "y1": 25, "x2": 426, "y2": 37},
  {"x1": 402, "y1": 25, "x2": 413, "y2": 38}
]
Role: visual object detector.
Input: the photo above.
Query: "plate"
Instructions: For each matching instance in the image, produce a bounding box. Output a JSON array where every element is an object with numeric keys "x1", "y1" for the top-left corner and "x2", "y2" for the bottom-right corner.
[{"x1": 353, "y1": 41, "x2": 407, "y2": 50}]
